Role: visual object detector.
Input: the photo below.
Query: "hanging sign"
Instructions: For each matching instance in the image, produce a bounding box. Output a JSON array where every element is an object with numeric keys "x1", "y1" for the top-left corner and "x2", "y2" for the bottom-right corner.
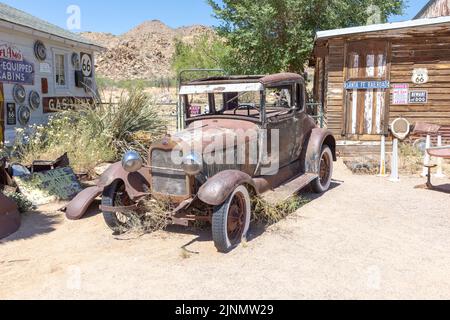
[
  {"x1": 189, "y1": 105, "x2": 201, "y2": 116},
  {"x1": 392, "y1": 84, "x2": 409, "y2": 105},
  {"x1": 43, "y1": 96, "x2": 94, "y2": 113},
  {"x1": 6, "y1": 103, "x2": 16, "y2": 125},
  {"x1": 0, "y1": 43, "x2": 34, "y2": 85},
  {"x1": 345, "y1": 80, "x2": 390, "y2": 90},
  {"x1": 412, "y1": 68, "x2": 429, "y2": 84},
  {"x1": 409, "y1": 90, "x2": 428, "y2": 104},
  {"x1": 80, "y1": 53, "x2": 93, "y2": 77}
]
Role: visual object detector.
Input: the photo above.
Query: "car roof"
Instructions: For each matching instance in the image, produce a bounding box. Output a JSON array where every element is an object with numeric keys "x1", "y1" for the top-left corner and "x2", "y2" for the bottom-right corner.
[{"x1": 184, "y1": 73, "x2": 303, "y2": 87}]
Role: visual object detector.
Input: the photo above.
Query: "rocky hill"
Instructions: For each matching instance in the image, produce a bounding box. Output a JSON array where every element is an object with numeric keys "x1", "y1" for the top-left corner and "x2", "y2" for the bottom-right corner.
[{"x1": 81, "y1": 20, "x2": 213, "y2": 81}]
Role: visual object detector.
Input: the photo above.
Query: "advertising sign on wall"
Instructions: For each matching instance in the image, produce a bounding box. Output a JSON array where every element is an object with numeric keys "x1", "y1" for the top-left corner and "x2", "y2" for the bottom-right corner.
[
  {"x1": 0, "y1": 43, "x2": 35, "y2": 85},
  {"x1": 392, "y1": 84, "x2": 409, "y2": 105},
  {"x1": 345, "y1": 80, "x2": 390, "y2": 90},
  {"x1": 43, "y1": 96, "x2": 94, "y2": 113},
  {"x1": 80, "y1": 52, "x2": 93, "y2": 77},
  {"x1": 409, "y1": 91, "x2": 428, "y2": 104},
  {"x1": 6, "y1": 103, "x2": 16, "y2": 125}
]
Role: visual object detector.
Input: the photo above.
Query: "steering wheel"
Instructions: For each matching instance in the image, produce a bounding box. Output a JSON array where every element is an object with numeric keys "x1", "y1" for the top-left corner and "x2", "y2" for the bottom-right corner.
[{"x1": 234, "y1": 104, "x2": 259, "y2": 116}]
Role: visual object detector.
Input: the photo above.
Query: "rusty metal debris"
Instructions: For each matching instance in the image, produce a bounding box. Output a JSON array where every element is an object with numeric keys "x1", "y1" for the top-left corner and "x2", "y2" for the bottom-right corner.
[{"x1": 0, "y1": 193, "x2": 21, "y2": 240}]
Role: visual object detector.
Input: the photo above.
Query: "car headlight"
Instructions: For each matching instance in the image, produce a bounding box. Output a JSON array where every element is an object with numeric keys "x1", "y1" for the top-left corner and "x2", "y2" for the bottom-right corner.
[
  {"x1": 122, "y1": 151, "x2": 143, "y2": 173},
  {"x1": 182, "y1": 152, "x2": 202, "y2": 176}
]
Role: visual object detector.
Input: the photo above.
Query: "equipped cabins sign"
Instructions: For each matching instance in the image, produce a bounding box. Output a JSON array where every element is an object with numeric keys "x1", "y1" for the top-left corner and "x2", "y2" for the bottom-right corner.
[{"x1": 0, "y1": 43, "x2": 34, "y2": 85}]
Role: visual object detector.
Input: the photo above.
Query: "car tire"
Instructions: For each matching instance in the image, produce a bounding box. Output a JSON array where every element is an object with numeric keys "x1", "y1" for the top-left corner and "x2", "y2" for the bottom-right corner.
[
  {"x1": 311, "y1": 146, "x2": 334, "y2": 194},
  {"x1": 212, "y1": 185, "x2": 251, "y2": 253},
  {"x1": 102, "y1": 180, "x2": 136, "y2": 234}
]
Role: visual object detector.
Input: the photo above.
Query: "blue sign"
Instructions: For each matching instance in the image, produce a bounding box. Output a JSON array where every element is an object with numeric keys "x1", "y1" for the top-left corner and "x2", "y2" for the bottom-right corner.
[
  {"x1": 345, "y1": 80, "x2": 390, "y2": 90},
  {"x1": 0, "y1": 58, "x2": 35, "y2": 85}
]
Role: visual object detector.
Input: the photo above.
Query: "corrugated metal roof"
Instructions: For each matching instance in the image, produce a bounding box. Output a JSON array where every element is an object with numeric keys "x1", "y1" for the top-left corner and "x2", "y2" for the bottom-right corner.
[
  {"x1": 0, "y1": 2, "x2": 103, "y2": 50},
  {"x1": 316, "y1": 16, "x2": 450, "y2": 40}
]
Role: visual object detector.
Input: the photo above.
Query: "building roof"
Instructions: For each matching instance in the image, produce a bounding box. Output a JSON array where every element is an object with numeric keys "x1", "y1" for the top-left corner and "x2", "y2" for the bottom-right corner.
[
  {"x1": 414, "y1": 0, "x2": 438, "y2": 19},
  {"x1": 315, "y1": 16, "x2": 450, "y2": 41},
  {"x1": 0, "y1": 2, "x2": 104, "y2": 51},
  {"x1": 186, "y1": 73, "x2": 304, "y2": 86}
]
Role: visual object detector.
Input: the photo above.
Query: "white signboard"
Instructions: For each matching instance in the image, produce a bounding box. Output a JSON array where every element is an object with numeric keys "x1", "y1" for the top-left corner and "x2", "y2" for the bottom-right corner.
[
  {"x1": 392, "y1": 84, "x2": 409, "y2": 105},
  {"x1": 39, "y1": 62, "x2": 51, "y2": 73},
  {"x1": 80, "y1": 53, "x2": 92, "y2": 77},
  {"x1": 412, "y1": 68, "x2": 429, "y2": 84}
]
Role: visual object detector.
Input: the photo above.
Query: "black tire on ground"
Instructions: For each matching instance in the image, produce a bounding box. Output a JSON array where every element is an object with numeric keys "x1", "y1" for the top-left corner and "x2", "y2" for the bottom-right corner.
[
  {"x1": 101, "y1": 180, "x2": 136, "y2": 234},
  {"x1": 311, "y1": 146, "x2": 334, "y2": 194},
  {"x1": 212, "y1": 185, "x2": 251, "y2": 253}
]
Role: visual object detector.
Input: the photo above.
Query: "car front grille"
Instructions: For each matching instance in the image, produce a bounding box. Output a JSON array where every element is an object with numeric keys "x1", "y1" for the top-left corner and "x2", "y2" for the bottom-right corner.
[{"x1": 151, "y1": 149, "x2": 187, "y2": 196}]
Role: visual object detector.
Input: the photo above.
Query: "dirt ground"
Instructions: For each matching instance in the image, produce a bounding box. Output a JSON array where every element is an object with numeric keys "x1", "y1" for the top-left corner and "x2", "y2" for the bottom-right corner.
[{"x1": 1, "y1": 160, "x2": 449, "y2": 300}]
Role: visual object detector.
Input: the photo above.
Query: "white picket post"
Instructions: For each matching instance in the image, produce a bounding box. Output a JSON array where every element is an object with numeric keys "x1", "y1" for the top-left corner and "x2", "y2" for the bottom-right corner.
[
  {"x1": 378, "y1": 135, "x2": 388, "y2": 177},
  {"x1": 421, "y1": 135, "x2": 432, "y2": 177},
  {"x1": 389, "y1": 138, "x2": 400, "y2": 182},
  {"x1": 435, "y1": 135, "x2": 445, "y2": 178}
]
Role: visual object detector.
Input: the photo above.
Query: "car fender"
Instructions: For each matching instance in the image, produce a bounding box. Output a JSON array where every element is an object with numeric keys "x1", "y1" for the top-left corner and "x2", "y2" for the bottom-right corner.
[
  {"x1": 198, "y1": 170, "x2": 256, "y2": 206},
  {"x1": 302, "y1": 128, "x2": 337, "y2": 175},
  {"x1": 97, "y1": 162, "x2": 151, "y2": 200},
  {"x1": 65, "y1": 186, "x2": 103, "y2": 220}
]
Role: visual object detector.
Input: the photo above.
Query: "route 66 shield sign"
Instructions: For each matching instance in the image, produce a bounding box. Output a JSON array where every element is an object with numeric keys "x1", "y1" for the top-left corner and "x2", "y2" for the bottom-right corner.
[{"x1": 412, "y1": 68, "x2": 429, "y2": 84}]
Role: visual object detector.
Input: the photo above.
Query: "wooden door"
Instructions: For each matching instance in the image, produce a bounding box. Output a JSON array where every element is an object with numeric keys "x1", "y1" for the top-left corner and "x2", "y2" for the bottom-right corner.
[
  {"x1": 345, "y1": 41, "x2": 389, "y2": 138},
  {"x1": 0, "y1": 83, "x2": 4, "y2": 146}
]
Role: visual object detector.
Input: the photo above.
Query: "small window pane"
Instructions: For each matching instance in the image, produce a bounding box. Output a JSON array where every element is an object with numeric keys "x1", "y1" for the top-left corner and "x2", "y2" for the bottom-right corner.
[{"x1": 55, "y1": 54, "x2": 66, "y2": 86}]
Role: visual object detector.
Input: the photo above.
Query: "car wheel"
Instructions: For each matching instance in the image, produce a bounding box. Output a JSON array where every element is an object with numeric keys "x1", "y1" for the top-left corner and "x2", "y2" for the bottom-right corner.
[
  {"x1": 212, "y1": 185, "x2": 251, "y2": 253},
  {"x1": 102, "y1": 180, "x2": 138, "y2": 234},
  {"x1": 311, "y1": 146, "x2": 333, "y2": 193}
]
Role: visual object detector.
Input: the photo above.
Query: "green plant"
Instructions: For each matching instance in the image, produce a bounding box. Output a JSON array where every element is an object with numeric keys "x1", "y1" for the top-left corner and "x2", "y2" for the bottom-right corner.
[
  {"x1": 2, "y1": 191, "x2": 33, "y2": 213},
  {"x1": 208, "y1": 0, "x2": 404, "y2": 74},
  {"x1": 12, "y1": 89, "x2": 167, "y2": 174},
  {"x1": 252, "y1": 196, "x2": 309, "y2": 225}
]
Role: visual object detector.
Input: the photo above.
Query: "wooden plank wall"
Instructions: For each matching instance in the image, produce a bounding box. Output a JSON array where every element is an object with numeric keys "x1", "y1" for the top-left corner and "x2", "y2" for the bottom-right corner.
[
  {"x1": 325, "y1": 39, "x2": 345, "y2": 137},
  {"x1": 389, "y1": 33, "x2": 450, "y2": 127}
]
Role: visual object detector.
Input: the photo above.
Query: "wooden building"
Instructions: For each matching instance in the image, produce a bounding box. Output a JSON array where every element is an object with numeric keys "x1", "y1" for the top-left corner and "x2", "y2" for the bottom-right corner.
[
  {"x1": 312, "y1": 17, "x2": 450, "y2": 155},
  {"x1": 415, "y1": 0, "x2": 450, "y2": 19},
  {"x1": 0, "y1": 3, "x2": 104, "y2": 146}
]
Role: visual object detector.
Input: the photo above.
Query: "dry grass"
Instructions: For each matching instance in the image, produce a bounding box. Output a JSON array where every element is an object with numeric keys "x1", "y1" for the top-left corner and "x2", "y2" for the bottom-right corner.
[
  {"x1": 252, "y1": 196, "x2": 309, "y2": 225},
  {"x1": 399, "y1": 143, "x2": 423, "y2": 175}
]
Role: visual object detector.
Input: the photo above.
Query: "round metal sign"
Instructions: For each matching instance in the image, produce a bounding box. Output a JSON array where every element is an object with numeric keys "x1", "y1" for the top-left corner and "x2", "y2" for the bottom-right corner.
[
  {"x1": 29, "y1": 91, "x2": 41, "y2": 110},
  {"x1": 13, "y1": 84, "x2": 26, "y2": 104},
  {"x1": 391, "y1": 118, "x2": 411, "y2": 140},
  {"x1": 18, "y1": 106, "x2": 31, "y2": 126},
  {"x1": 81, "y1": 53, "x2": 92, "y2": 77},
  {"x1": 34, "y1": 40, "x2": 47, "y2": 61}
]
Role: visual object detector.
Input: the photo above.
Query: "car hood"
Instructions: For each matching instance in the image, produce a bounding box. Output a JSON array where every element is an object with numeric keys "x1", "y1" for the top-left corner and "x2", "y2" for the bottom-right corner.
[{"x1": 170, "y1": 119, "x2": 260, "y2": 153}]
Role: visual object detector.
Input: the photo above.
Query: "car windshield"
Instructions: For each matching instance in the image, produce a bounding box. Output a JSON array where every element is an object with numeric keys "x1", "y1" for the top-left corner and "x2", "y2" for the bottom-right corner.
[{"x1": 182, "y1": 91, "x2": 262, "y2": 119}]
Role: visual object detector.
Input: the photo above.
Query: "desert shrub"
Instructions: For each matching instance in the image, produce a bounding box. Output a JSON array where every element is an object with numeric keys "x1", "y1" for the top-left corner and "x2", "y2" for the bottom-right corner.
[
  {"x1": 12, "y1": 89, "x2": 167, "y2": 174},
  {"x1": 399, "y1": 142, "x2": 425, "y2": 175},
  {"x1": 252, "y1": 196, "x2": 309, "y2": 225}
]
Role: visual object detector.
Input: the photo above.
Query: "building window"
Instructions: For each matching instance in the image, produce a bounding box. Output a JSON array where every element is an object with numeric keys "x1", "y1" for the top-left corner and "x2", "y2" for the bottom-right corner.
[{"x1": 55, "y1": 53, "x2": 66, "y2": 87}]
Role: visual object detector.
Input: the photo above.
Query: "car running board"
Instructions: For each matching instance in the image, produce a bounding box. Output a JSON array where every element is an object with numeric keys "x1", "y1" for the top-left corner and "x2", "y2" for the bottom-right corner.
[{"x1": 262, "y1": 173, "x2": 318, "y2": 205}]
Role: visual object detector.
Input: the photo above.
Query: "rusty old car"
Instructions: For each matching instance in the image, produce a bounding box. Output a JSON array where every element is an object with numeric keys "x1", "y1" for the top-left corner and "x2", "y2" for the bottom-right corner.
[{"x1": 66, "y1": 73, "x2": 336, "y2": 253}]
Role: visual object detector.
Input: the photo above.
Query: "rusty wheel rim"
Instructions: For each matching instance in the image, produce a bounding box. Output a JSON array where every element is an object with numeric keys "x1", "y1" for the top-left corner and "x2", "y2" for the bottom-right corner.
[
  {"x1": 114, "y1": 184, "x2": 133, "y2": 225},
  {"x1": 227, "y1": 192, "x2": 247, "y2": 245},
  {"x1": 319, "y1": 151, "x2": 331, "y2": 186}
]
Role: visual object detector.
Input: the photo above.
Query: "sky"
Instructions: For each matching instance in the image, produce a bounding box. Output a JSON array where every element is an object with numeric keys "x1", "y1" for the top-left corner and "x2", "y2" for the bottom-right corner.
[{"x1": 0, "y1": 0, "x2": 433, "y2": 34}]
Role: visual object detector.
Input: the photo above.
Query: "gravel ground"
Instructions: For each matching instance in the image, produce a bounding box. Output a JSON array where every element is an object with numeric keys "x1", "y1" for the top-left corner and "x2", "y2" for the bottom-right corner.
[{"x1": 1, "y1": 160, "x2": 449, "y2": 300}]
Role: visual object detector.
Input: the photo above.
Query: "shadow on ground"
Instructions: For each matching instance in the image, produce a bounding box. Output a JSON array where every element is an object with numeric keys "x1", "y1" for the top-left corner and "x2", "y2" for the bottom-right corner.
[{"x1": 0, "y1": 210, "x2": 61, "y2": 243}]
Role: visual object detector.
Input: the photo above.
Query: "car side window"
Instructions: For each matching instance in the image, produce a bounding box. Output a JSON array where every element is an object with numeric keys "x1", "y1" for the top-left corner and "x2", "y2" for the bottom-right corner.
[
  {"x1": 296, "y1": 83, "x2": 305, "y2": 111},
  {"x1": 265, "y1": 86, "x2": 293, "y2": 110}
]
